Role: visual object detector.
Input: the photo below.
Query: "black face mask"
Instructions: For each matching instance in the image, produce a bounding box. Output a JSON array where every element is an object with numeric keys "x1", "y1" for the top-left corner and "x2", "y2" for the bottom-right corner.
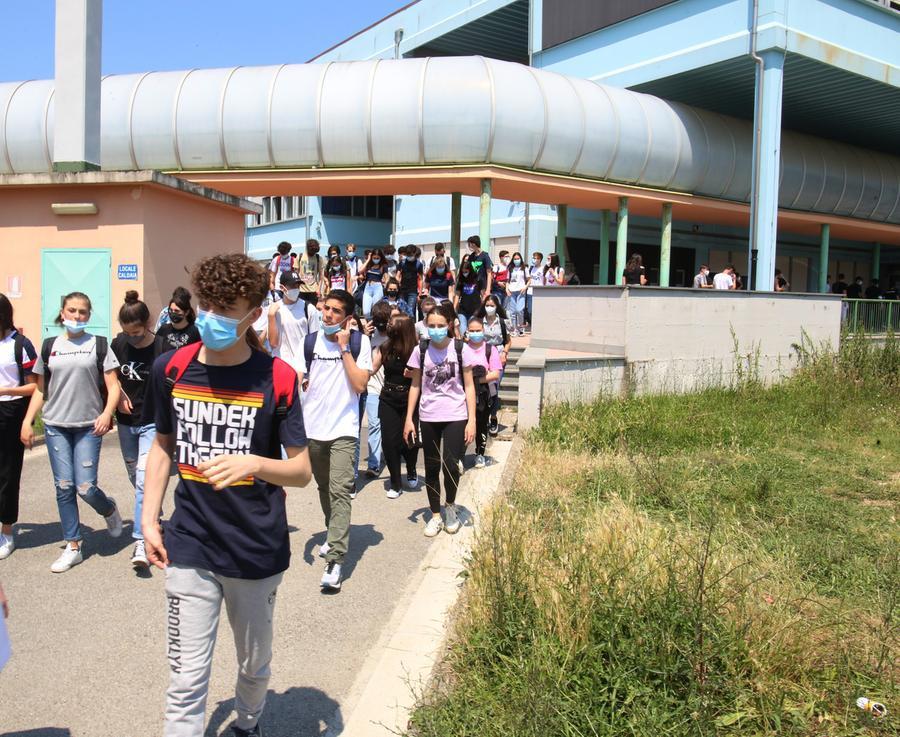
[
  {"x1": 168, "y1": 309, "x2": 186, "y2": 323},
  {"x1": 386, "y1": 292, "x2": 399, "y2": 299}
]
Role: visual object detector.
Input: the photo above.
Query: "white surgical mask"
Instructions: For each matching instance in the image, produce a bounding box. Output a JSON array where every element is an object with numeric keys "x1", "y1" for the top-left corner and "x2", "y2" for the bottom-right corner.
[{"x1": 284, "y1": 288, "x2": 300, "y2": 301}]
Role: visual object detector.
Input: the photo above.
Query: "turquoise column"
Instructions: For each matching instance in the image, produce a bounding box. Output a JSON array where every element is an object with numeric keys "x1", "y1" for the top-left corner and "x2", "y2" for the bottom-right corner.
[
  {"x1": 556, "y1": 204, "x2": 568, "y2": 267},
  {"x1": 599, "y1": 210, "x2": 610, "y2": 285},
  {"x1": 819, "y1": 224, "x2": 830, "y2": 293},
  {"x1": 479, "y1": 179, "x2": 492, "y2": 252},
  {"x1": 450, "y1": 192, "x2": 462, "y2": 265},
  {"x1": 659, "y1": 203, "x2": 673, "y2": 287},
  {"x1": 616, "y1": 197, "x2": 629, "y2": 284},
  {"x1": 750, "y1": 49, "x2": 785, "y2": 290},
  {"x1": 872, "y1": 242, "x2": 881, "y2": 281}
]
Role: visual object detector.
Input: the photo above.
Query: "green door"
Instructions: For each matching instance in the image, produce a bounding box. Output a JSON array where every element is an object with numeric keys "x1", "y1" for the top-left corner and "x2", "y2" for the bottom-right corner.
[{"x1": 41, "y1": 249, "x2": 112, "y2": 340}]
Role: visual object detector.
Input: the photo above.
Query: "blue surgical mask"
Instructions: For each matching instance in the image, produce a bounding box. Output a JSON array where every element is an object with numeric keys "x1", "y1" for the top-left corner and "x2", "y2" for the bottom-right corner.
[
  {"x1": 322, "y1": 322, "x2": 342, "y2": 336},
  {"x1": 406, "y1": 255, "x2": 416, "y2": 262},
  {"x1": 468, "y1": 331, "x2": 484, "y2": 343},
  {"x1": 513, "y1": 258, "x2": 522, "y2": 266},
  {"x1": 62, "y1": 319, "x2": 88, "y2": 334},
  {"x1": 436, "y1": 267, "x2": 446, "y2": 275},
  {"x1": 373, "y1": 257, "x2": 381, "y2": 264},
  {"x1": 428, "y1": 327, "x2": 448, "y2": 342},
  {"x1": 195, "y1": 309, "x2": 252, "y2": 351}
]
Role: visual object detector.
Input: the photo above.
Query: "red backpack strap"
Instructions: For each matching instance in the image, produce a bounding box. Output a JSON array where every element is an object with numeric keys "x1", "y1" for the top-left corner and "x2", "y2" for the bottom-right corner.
[
  {"x1": 164, "y1": 343, "x2": 203, "y2": 394},
  {"x1": 271, "y1": 357, "x2": 296, "y2": 417}
]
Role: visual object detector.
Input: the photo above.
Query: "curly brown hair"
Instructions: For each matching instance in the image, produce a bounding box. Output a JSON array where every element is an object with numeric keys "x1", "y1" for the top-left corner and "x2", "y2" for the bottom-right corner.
[{"x1": 191, "y1": 254, "x2": 267, "y2": 310}]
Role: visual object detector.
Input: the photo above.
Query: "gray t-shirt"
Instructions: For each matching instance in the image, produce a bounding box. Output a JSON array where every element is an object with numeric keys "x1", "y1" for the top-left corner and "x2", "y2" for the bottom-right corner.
[{"x1": 33, "y1": 333, "x2": 120, "y2": 428}]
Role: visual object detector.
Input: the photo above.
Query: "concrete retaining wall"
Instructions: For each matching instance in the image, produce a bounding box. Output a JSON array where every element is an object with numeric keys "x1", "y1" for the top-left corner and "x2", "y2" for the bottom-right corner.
[{"x1": 518, "y1": 286, "x2": 841, "y2": 428}]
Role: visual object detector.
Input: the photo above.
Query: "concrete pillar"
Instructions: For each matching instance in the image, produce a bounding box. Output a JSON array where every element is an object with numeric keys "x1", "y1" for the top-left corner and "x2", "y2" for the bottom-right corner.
[
  {"x1": 872, "y1": 242, "x2": 881, "y2": 280},
  {"x1": 599, "y1": 210, "x2": 610, "y2": 285},
  {"x1": 479, "y1": 179, "x2": 492, "y2": 253},
  {"x1": 54, "y1": 0, "x2": 102, "y2": 172},
  {"x1": 616, "y1": 197, "x2": 629, "y2": 284},
  {"x1": 555, "y1": 204, "x2": 568, "y2": 267},
  {"x1": 750, "y1": 49, "x2": 785, "y2": 290},
  {"x1": 450, "y1": 192, "x2": 462, "y2": 265},
  {"x1": 659, "y1": 203, "x2": 673, "y2": 287},
  {"x1": 819, "y1": 224, "x2": 830, "y2": 293}
]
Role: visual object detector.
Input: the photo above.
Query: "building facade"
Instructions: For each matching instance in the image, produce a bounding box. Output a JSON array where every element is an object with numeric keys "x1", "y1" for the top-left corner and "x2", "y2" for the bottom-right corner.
[{"x1": 253, "y1": 0, "x2": 898, "y2": 290}]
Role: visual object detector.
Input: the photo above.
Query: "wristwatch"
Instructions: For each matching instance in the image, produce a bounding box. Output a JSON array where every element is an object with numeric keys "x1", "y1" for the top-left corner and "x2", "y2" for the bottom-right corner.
[{"x1": 341, "y1": 345, "x2": 352, "y2": 355}]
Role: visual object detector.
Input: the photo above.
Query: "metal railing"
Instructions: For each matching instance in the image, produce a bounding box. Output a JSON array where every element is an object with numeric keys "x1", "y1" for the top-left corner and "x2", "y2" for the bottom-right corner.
[{"x1": 843, "y1": 298, "x2": 900, "y2": 334}]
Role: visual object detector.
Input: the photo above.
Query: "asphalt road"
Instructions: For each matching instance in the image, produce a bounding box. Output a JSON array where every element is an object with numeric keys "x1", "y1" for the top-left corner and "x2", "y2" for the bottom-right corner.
[{"x1": 0, "y1": 428, "x2": 473, "y2": 737}]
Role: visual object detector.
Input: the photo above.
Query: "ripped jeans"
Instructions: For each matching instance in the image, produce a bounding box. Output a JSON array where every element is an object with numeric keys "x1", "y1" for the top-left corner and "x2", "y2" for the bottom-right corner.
[
  {"x1": 117, "y1": 423, "x2": 156, "y2": 540},
  {"x1": 45, "y1": 424, "x2": 115, "y2": 542}
]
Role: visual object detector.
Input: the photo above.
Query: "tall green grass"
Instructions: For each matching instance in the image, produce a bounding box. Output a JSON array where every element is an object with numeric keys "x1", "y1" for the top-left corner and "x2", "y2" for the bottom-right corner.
[{"x1": 409, "y1": 336, "x2": 899, "y2": 737}]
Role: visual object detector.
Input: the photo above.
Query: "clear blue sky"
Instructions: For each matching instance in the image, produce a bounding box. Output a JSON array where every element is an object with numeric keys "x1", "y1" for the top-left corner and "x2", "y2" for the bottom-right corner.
[{"x1": 0, "y1": 0, "x2": 405, "y2": 82}]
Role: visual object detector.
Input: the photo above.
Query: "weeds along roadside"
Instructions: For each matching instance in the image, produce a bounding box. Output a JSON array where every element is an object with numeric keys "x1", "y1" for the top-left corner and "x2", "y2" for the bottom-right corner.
[{"x1": 408, "y1": 334, "x2": 899, "y2": 737}]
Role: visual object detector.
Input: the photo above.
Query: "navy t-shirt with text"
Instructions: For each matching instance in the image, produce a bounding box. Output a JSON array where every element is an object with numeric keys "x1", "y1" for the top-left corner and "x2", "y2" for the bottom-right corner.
[{"x1": 148, "y1": 348, "x2": 307, "y2": 579}]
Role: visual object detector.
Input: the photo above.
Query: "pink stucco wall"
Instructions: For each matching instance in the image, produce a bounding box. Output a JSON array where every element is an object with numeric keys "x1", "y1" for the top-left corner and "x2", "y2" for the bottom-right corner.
[{"x1": 0, "y1": 182, "x2": 247, "y2": 340}]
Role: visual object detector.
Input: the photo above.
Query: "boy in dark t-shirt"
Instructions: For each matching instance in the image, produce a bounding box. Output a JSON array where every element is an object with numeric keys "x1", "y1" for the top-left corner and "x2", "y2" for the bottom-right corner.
[
  {"x1": 465, "y1": 235, "x2": 494, "y2": 296},
  {"x1": 142, "y1": 254, "x2": 310, "y2": 737}
]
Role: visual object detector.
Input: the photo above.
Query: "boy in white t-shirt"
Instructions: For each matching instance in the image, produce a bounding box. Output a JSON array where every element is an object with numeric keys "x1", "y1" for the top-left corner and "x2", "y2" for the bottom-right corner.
[
  {"x1": 297, "y1": 289, "x2": 372, "y2": 592},
  {"x1": 267, "y1": 271, "x2": 319, "y2": 372},
  {"x1": 713, "y1": 266, "x2": 736, "y2": 290},
  {"x1": 268, "y1": 241, "x2": 296, "y2": 296}
]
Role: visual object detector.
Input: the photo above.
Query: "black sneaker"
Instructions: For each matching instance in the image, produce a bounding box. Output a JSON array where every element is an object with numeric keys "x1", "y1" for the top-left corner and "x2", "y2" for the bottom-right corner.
[
  {"x1": 488, "y1": 417, "x2": 499, "y2": 436},
  {"x1": 232, "y1": 723, "x2": 263, "y2": 737},
  {"x1": 365, "y1": 468, "x2": 379, "y2": 479}
]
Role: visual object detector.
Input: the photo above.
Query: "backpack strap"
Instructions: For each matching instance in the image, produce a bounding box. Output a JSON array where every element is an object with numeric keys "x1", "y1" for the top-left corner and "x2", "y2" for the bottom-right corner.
[
  {"x1": 499, "y1": 317, "x2": 508, "y2": 345},
  {"x1": 454, "y1": 339, "x2": 465, "y2": 385},
  {"x1": 418, "y1": 338, "x2": 429, "y2": 376},
  {"x1": 41, "y1": 337, "x2": 56, "y2": 398},
  {"x1": 94, "y1": 335, "x2": 109, "y2": 398},
  {"x1": 164, "y1": 342, "x2": 203, "y2": 396},
  {"x1": 349, "y1": 330, "x2": 363, "y2": 361},
  {"x1": 13, "y1": 333, "x2": 24, "y2": 387},
  {"x1": 485, "y1": 342, "x2": 492, "y2": 362},
  {"x1": 303, "y1": 331, "x2": 318, "y2": 374},
  {"x1": 270, "y1": 356, "x2": 298, "y2": 457}
]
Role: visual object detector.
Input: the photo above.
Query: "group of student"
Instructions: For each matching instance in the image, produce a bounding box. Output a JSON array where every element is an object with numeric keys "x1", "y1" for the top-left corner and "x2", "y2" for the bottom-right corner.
[{"x1": 0, "y1": 241, "x2": 522, "y2": 736}]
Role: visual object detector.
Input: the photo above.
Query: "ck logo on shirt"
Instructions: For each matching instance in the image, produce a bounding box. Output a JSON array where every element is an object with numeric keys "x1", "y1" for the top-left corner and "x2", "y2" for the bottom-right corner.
[
  {"x1": 171, "y1": 383, "x2": 263, "y2": 486},
  {"x1": 120, "y1": 361, "x2": 145, "y2": 381}
]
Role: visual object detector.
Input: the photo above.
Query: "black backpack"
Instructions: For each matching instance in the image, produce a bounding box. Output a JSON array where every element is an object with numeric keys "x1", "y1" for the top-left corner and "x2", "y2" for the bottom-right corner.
[
  {"x1": 13, "y1": 333, "x2": 27, "y2": 386},
  {"x1": 41, "y1": 335, "x2": 109, "y2": 401}
]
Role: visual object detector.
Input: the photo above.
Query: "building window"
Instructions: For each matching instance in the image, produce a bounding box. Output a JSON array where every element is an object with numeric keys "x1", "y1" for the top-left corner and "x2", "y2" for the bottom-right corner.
[
  {"x1": 247, "y1": 196, "x2": 306, "y2": 228},
  {"x1": 321, "y1": 195, "x2": 393, "y2": 220}
]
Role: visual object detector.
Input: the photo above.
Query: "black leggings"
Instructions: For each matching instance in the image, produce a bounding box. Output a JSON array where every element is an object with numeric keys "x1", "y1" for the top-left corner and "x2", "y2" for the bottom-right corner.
[
  {"x1": 0, "y1": 399, "x2": 27, "y2": 526},
  {"x1": 475, "y1": 402, "x2": 490, "y2": 456},
  {"x1": 419, "y1": 419, "x2": 466, "y2": 513},
  {"x1": 378, "y1": 398, "x2": 419, "y2": 490}
]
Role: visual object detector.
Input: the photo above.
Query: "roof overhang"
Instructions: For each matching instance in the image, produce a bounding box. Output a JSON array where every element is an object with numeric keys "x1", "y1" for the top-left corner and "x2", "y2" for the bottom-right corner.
[{"x1": 179, "y1": 164, "x2": 900, "y2": 246}]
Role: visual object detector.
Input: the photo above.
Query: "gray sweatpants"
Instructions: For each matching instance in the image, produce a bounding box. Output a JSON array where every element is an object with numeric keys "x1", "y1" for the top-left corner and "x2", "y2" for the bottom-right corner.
[{"x1": 164, "y1": 563, "x2": 283, "y2": 736}]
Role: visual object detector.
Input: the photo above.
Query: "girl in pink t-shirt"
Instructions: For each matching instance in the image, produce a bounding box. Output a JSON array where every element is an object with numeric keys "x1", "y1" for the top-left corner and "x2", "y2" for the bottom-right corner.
[
  {"x1": 463, "y1": 316, "x2": 502, "y2": 468},
  {"x1": 404, "y1": 302, "x2": 475, "y2": 538}
]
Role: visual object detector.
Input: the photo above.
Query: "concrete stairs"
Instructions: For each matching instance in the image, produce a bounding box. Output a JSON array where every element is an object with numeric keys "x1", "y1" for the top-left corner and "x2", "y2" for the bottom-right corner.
[{"x1": 499, "y1": 343, "x2": 525, "y2": 409}]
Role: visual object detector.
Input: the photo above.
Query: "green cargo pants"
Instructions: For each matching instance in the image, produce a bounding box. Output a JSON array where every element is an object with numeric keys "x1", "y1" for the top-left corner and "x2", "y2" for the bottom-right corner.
[{"x1": 308, "y1": 436, "x2": 356, "y2": 564}]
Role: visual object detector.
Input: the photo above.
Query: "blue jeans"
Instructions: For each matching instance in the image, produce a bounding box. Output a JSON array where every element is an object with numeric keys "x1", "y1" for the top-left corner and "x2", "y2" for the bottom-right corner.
[
  {"x1": 401, "y1": 292, "x2": 418, "y2": 318},
  {"x1": 362, "y1": 282, "x2": 384, "y2": 318},
  {"x1": 117, "y1": 423, "x2": 156, "y2": 539},
  {"x1": 458, "y1": 313, "x2": 470, "y2": 335},
  {"x1": 525, "y1": 294, "x2": 534, "y2": 326},
  {"x1": 506, "y1": 292, "x2": 526, "y2": 332},
  {"x1": 45, "y1": 425, "x2": 115, "y2": 542},
  {"x1": 354, "y1": 392, "x2": 383, "y2": 473}
]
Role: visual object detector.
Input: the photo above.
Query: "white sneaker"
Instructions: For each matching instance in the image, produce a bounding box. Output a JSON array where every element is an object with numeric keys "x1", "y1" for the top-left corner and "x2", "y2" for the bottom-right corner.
[
  {"x1": 424, "y1": 514, "x2": 444, "y2": 537},
  {"x1": 51, "y1": 542, "x2": 83, "y2": 573},
  {"x1": 131, "y1": 540, "x2": 149, "y2": 569},
  {"x1": 318, "y1": 541, "x2": 331, "y2": 558},
  {"x1": 444, "y1": 504, "x2": 461, "y2": 534},
  {"x1": 475, "y1": 454, "x2": 486, "y2": 468},
  {"x1": 0, "y1": 533, "x2": 14, "y2": 560},
  {"x1": 104, "y1": 497, "x2": 123, "y2": 538},
  {"x1": 386, "y1": 488, "x2": 402, "y2": 499},
  {"x1": 405, "y1": 473, "x2": 419, "y2": 489},
  {"x1": 320, "y1": 561, "x2": 342, "y2": 591}
]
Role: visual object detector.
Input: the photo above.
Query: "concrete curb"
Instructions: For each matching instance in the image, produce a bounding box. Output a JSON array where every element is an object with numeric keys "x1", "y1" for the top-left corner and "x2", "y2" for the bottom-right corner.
[{"x1": 332, "y1": 435, "x2": 526, "y2": 736}]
